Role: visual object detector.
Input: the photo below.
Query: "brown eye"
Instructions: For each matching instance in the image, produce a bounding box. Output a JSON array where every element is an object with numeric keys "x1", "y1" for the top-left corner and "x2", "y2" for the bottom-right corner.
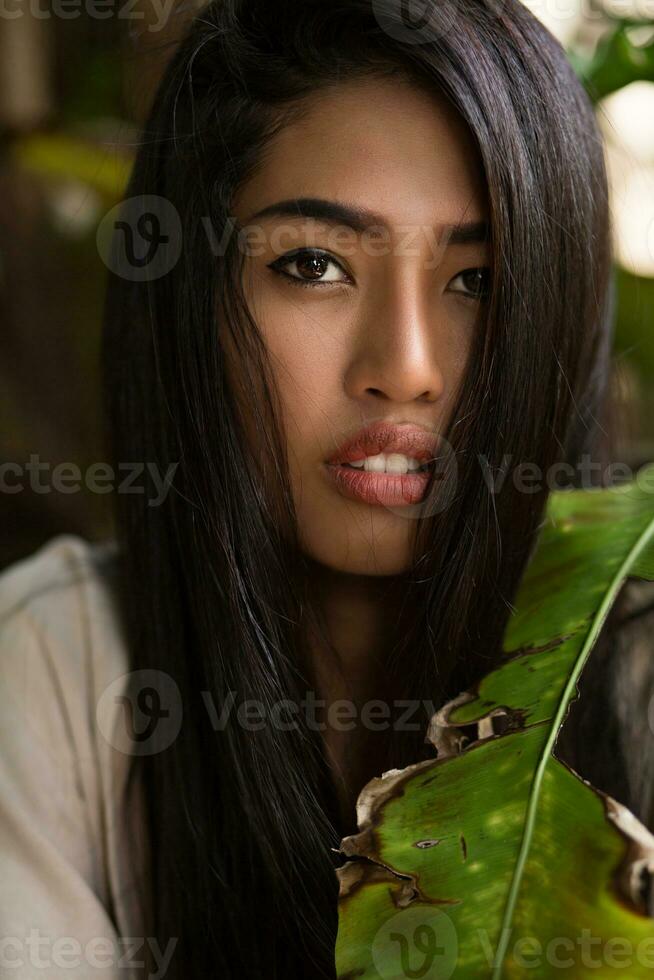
[
  {"x1": 268, "y1": 248, "x2": 351, "y2": 288},
  {"x1": 448, "y1": 267, "x2": 491, "y2": 300}
]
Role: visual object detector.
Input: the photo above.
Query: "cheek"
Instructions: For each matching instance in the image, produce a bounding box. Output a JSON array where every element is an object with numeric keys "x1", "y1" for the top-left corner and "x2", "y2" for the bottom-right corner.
[
  {"x1": 237, "y1": 265, "x2": 352, "y2": 450},
  {"x1": 440, "y1": 313, "x2": 478, "y2": 400},
  {"x1": 256, "y1": 294, "x2": 346, "y2": 436}
]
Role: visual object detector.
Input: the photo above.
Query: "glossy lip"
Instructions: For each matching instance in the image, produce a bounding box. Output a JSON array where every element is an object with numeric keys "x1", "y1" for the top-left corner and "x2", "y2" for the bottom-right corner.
[{"x1": 323, "y1": 420, "x2": 440, "y2": 507}]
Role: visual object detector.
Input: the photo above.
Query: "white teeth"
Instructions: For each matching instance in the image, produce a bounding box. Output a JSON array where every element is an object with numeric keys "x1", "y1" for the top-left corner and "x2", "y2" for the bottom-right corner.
[{"x1": 347, "y1": 453, "x2": 424, "y2": 474}]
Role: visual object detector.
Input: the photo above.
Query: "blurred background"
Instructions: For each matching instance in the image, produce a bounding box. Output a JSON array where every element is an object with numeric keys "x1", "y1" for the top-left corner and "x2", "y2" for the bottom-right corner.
[{"x1": 1, "y1": 0, "x2": 653, "y2": 568}]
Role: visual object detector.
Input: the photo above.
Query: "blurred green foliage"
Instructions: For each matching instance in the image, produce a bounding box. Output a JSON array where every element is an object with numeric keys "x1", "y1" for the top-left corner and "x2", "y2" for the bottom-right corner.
[
  {"x1": 615, "y1": 266, "x2": 654, "y2": 384},
  {"x1": 572, "y1": 18, "x2": 654, "y2": 101},
  {"x1": 570, "y1": 15, "x2": 654, "y2": 448}
]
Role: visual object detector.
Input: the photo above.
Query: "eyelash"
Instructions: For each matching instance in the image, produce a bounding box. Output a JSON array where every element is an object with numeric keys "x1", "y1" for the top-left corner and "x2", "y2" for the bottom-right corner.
[
  {"x1": 268, "y1": 249, "x2": 352, "y2": 291},
  {"x1": 267, "y1": 248, "x2": 491, "y2": 300}
]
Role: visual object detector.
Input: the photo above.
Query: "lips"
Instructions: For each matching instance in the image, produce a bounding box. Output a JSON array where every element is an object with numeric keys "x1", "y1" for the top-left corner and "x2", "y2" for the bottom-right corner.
[
  {"x1": 323, "y1": 421, "x2": 440, "y2": 507},
  {"x1": 325, "y1": 420, "x2": 440, "y2": 466}
]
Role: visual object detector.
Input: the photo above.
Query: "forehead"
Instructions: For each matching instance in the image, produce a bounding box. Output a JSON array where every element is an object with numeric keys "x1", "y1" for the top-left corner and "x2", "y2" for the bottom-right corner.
[{"x1": 233, "y1": 75, "x2": 488, "y2": 228}]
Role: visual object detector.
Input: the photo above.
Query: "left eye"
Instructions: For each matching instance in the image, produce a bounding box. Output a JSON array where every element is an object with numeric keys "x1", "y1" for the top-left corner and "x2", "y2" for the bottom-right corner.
[
  {"x1": 268, "y1": 248, "x2": 351, "y2": 288},
  {"x1": 448, "y1": 267, "x2": 491, "y2": 300}
]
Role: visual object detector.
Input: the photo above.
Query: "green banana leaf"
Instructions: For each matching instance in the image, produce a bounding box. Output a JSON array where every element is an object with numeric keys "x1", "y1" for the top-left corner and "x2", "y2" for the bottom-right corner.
[{"x1": 335, "y1": 463, "x2": 654, "y2": 979}]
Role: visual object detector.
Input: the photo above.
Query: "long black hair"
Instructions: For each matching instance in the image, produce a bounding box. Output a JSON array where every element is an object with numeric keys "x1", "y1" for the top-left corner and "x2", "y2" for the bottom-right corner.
[{"x1": 101, "y1": 1, "x2": 614, "y2": 976}]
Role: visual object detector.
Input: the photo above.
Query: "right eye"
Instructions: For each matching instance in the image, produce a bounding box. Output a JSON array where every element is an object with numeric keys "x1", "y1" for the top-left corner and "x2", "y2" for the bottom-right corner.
[{"x1": 268, "y1": 248, "x2": 353, "y2": 289}]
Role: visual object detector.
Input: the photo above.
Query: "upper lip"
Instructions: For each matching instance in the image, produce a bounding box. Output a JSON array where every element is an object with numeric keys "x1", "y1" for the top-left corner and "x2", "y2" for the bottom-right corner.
[{"x1": 326, "y1": 420, "x2": 440, "y2": 466}]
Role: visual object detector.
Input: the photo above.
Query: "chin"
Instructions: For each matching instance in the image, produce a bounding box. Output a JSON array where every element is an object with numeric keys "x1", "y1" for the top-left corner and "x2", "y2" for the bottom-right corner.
[{"x1": 298, "y1": 517, "x2": 415, "y2": 577}]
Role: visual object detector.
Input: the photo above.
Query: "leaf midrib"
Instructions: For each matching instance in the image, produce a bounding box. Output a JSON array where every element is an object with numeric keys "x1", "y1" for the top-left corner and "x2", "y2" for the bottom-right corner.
[{"x1": 490, "y1": 507, "x2": 654, "y2": 979}]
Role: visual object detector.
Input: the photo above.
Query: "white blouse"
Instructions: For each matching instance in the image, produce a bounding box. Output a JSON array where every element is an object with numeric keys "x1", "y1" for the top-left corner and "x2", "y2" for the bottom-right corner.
[{"x1": 0, "y1": 535, "x2": 151, "y2": 979}]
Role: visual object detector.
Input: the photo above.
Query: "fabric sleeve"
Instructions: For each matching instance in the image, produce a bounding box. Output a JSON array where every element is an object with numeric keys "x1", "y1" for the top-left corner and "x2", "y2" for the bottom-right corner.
[{"x1": 0, "y1": 540, "x2": 145, "y2": 980}]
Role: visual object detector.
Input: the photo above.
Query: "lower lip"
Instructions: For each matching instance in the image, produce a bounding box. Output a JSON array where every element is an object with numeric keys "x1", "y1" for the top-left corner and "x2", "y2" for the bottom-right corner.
[{"x1": 323, "y1": 463, "x2": 432, "y2": 506}]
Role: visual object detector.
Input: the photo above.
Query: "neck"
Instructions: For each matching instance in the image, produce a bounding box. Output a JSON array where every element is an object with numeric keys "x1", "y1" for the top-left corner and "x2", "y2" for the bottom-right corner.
[
  {"x1": 304, "y1": 560, "x2": 407, "y2": 695},
  {"x1": 301, "y1": 561, "x2": 413, "y2": 834}
]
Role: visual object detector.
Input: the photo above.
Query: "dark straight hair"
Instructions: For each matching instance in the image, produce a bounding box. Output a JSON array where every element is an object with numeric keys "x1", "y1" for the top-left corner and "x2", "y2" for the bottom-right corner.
[{"x1": 101, "y1": 1, "x2": 614, "y2": 976}]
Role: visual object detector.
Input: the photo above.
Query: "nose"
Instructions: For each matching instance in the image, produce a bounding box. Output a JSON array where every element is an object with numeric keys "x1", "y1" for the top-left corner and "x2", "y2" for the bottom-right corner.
[{"x1": 343, "y1": 272, "x2": 446, "y2": 406}]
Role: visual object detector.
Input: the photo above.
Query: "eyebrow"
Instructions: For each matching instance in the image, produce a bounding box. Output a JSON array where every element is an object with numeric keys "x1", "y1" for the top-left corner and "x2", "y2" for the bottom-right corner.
[{"x1": 244, "y1": 197, "x2": 490, "y2": 245}]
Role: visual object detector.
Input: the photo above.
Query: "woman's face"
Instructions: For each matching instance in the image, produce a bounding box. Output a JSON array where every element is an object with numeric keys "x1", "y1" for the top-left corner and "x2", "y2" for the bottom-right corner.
[{"x1": 229, "y1": 75, "x2": 490, "y2": 576}]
